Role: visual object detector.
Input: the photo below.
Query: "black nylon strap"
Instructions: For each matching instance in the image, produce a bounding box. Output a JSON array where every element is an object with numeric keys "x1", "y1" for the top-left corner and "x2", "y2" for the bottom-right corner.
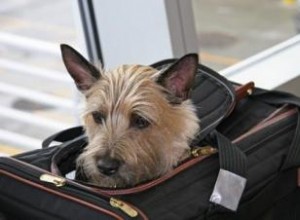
[
  {"x1": 42, "y1": 126, "x2": 84, "y2": 148},
  {"x1": 211, "y1": 130, "x2": 247, "y2": 177},
  {"x1": 254, "y1": 90, "x2": 300, "y2": 170}
]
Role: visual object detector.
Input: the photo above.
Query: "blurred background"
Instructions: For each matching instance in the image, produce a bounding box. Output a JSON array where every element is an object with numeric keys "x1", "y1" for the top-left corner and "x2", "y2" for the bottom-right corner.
[{"x1": 0, "y1": 0, "x2": 300, "y2": 155}]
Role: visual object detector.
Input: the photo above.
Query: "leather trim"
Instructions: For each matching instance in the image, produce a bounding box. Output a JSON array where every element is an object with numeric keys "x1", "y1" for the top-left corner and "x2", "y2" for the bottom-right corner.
[
  {"x1": 235, "y1": 82, "x2": 255, "y2": 102},
  {"x1": 93, "y1": 154, "x2": 212, "y2": 196}
]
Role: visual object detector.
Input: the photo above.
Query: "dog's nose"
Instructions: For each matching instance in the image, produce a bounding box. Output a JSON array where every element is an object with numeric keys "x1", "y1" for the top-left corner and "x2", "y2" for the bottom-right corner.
[{"x1": 97, "y1": 158, "x2": 120, "y2": 176}]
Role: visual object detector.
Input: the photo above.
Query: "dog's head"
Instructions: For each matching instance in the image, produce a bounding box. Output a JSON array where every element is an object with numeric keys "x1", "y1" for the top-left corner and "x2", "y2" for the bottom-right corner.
[{"x1": 61, "y1": 44, "x2": 200, "y2": 187}]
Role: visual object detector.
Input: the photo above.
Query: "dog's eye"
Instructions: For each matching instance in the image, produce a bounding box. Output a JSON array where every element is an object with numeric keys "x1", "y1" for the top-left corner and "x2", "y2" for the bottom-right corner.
[
  {"x1": 92, "y1": 111, "x2": 105, "y2": 124},
  {"x1": 131, "y1": 114, "x2": 150, "y2": 129}
]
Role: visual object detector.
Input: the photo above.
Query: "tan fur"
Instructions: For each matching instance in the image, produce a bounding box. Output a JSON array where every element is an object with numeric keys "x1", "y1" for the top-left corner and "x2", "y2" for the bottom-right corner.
[{"x1": 76, "y1": 65, "x2": 200, "y2": 187}]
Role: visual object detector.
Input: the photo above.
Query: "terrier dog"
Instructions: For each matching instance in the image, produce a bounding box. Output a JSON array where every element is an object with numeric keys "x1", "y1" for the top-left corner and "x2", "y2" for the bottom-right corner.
[{"x1": 61, "y1": 45, "x2": 200, "y2": 188}]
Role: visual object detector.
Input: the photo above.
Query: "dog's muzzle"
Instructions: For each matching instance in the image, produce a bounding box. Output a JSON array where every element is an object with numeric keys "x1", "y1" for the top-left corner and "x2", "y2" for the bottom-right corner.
[{"x1": 97, "y1": 158, "x2": 121, "y2": 176}]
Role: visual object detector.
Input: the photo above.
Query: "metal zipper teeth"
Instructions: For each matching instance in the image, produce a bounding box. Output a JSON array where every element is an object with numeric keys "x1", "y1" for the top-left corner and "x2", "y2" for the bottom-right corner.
[
  {"x1": 0, "y1": 158, "x2": 147, "y2": 219},
  {"x1": 91, "y1": 108, "x2": 298, "y2": 196},
  {"x1": 0, "y1": 169, "x2": 124, "y2": 220}
]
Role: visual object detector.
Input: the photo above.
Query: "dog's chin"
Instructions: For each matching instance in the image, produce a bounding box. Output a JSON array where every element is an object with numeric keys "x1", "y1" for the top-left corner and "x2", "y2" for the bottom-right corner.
[
  {"x1": 76, "y1": 168, "x2": 133, "y2": 188},
  {"x1": 91, "y1": 175, "x2": 131, "y2": 188},
  {"x1": 76, "y1": 166, "x2": 159, "y2": 188}
]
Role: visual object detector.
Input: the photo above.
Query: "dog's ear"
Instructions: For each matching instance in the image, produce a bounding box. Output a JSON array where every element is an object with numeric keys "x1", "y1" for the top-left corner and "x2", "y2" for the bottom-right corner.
[
  {"x1": 60, "y1": 44, "x2": 101, "y2": 91},
  {"x1": 157, "y1": 54, "x2": 198, "y2": 101}
]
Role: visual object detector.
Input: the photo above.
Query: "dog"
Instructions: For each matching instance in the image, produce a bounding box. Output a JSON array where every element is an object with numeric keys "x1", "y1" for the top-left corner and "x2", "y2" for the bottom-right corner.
[{"x1": 60, "y1": 44, "x2": 200, "y2": 188}]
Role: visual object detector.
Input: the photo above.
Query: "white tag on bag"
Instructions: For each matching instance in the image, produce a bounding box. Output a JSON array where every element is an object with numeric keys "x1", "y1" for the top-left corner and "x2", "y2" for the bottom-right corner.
[{"x1": 209, "y1": 169, "x2": 247, "y2": 211}]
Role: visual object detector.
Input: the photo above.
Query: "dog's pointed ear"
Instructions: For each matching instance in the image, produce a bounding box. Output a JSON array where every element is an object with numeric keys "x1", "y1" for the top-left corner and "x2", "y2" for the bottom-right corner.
[
  {"x1": 157, "y1": 54, "x2": 198, "y2": 101},
  {"x1": 60, "y1": 44, "x2": 101, "y2": 91}
]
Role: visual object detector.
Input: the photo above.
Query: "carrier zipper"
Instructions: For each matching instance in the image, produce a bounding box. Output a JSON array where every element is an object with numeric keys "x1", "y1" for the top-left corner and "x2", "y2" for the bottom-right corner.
[
  {"x1": 0, "y1": 169, "x2": 125, "y2": 220},
  {"x1": 64, "y1": 183, "x2": 142, "y2": 219},
  {"x1": 191, "y1": 146, "x2": 218, "y2": 157},
  {"x1": 40, "y1": 174, "x2": 66, "y2": 187},
  {"x1": 38, "y1": 173, "x2": 139, "y2": 218},
  {"x1": 0, "y1": 158, "x2": 145, "y2": 219},
  {"x1": 110, "y1": 198, "x2": 138, "y2": 217}
]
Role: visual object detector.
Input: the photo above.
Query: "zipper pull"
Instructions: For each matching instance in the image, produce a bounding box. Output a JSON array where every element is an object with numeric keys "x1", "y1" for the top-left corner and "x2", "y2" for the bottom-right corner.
[
  {"x1": 110, "y1": 198, "x2": 138, "y2": 218},
  {"x1": 40, "y1": 174, "x2": 66, "y2": 187},
  {"x1": 191, "y1": 146, "x2": 217, "y2": 157}
]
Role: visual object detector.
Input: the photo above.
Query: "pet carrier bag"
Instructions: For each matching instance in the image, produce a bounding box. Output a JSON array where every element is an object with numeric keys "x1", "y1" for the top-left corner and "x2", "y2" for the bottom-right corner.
[{"x1": 0, "y1": 59, "x2": 300, "y2": 220}]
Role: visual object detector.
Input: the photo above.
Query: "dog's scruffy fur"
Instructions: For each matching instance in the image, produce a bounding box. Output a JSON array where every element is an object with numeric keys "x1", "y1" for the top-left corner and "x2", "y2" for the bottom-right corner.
[{"x1": 61, "y1": 44, "x2": 200, "y2": 188}]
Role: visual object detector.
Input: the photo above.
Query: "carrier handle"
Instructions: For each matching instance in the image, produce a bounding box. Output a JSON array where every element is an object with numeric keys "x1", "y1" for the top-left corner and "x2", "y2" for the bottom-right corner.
[
  {"x1": 42, "y1": 126, "x2": 85, "y2": 148},
  {"x1": 254, "y1": 90, "x2": 300, "y2": 170}
]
